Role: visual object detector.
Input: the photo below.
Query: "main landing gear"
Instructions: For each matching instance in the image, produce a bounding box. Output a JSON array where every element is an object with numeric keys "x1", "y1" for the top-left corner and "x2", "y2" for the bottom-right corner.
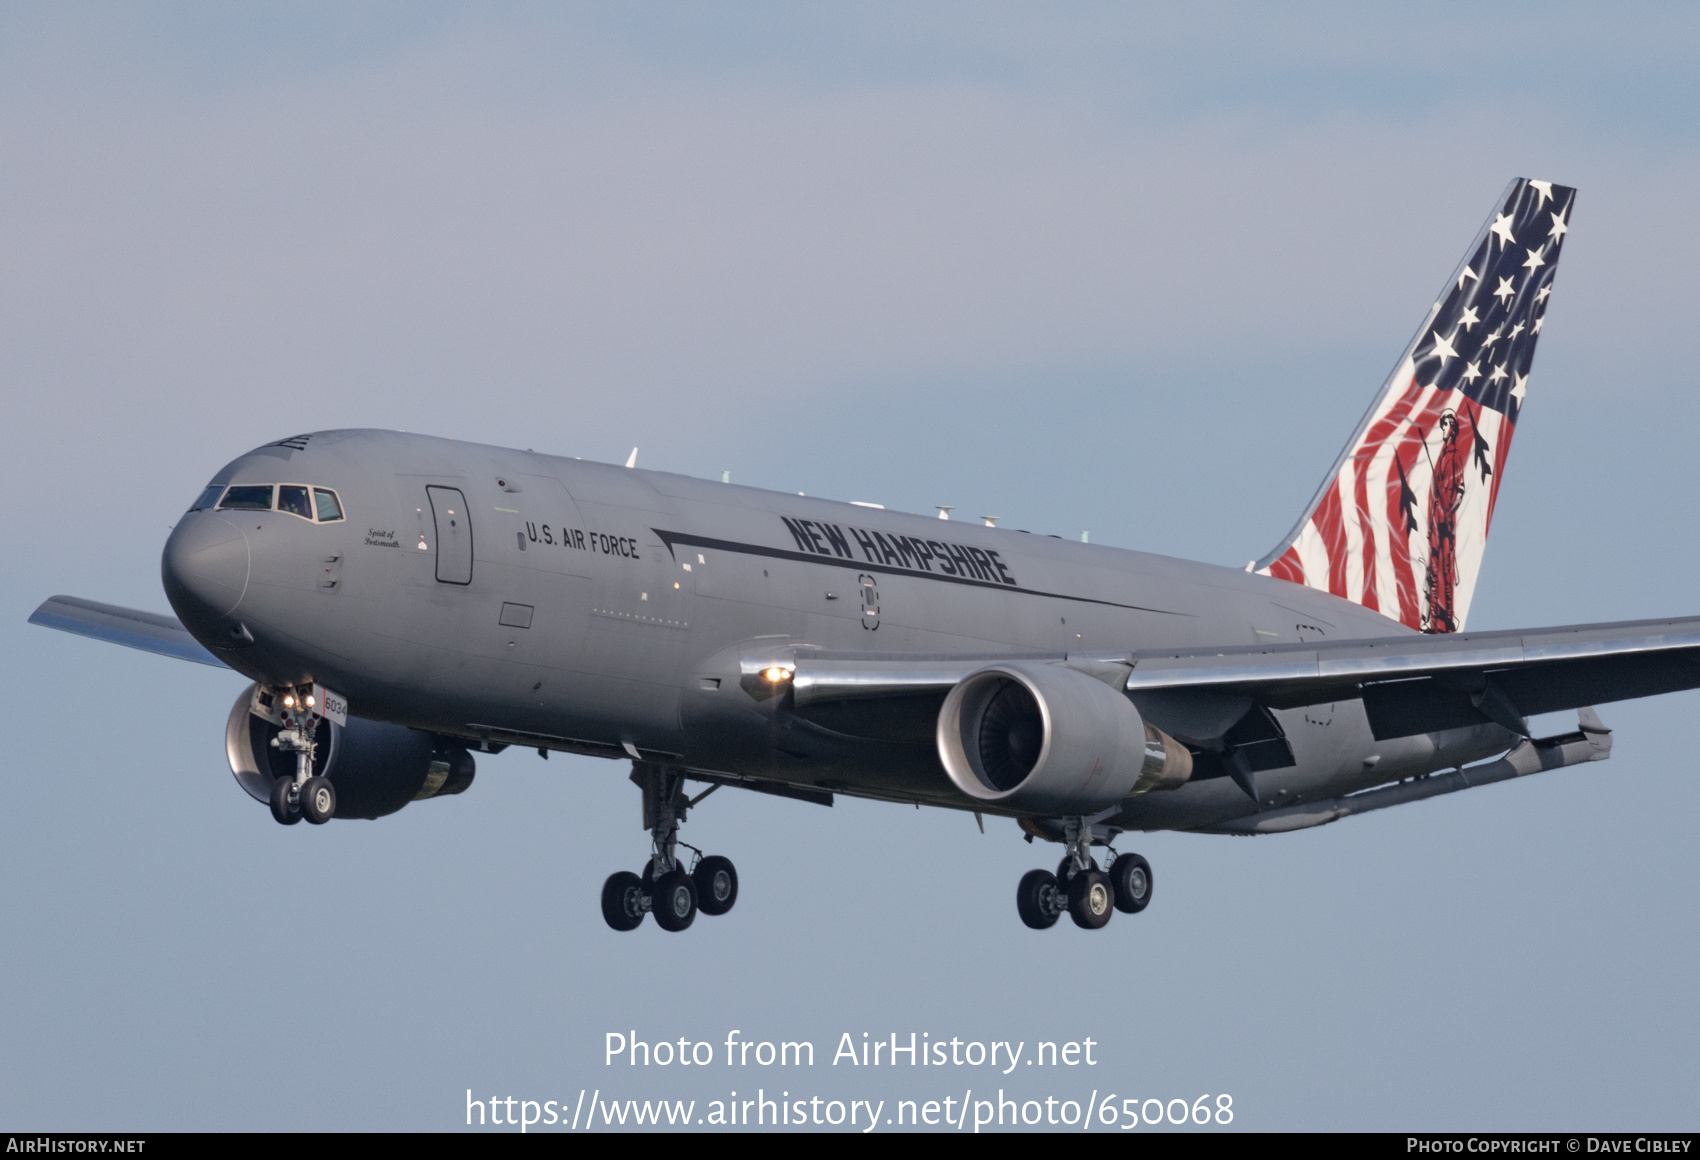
[
  {"x1": 602, "y1": 763, "x2": 739, "y2": 933},
  {"x1": 1015, "y1": 817, "x2": 1153, "y2": 931},
  {"x1": 267, "y1": 688, "x2": 336, "y2": 826}
]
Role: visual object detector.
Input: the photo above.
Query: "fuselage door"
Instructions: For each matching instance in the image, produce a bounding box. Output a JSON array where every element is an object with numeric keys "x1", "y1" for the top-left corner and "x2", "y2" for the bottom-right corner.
[{"x1": 427, "y1": 486, "x2": 473, "y2": 584}]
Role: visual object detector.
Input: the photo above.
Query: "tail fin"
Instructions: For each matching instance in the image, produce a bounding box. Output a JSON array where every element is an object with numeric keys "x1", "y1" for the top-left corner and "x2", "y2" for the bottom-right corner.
[{"x1": 1255, "y1": 177, "x2": 1575, "y2": 634}]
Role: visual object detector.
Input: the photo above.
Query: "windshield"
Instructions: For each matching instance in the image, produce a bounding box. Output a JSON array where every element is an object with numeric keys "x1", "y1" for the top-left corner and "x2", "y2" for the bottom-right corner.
[
  {"x1": 313, "y1": 488, "x2": 343, "y2": 521},
  {"x1": 278, "y1": 485, "x2": 313, "y2": 519},
  {"x1": 207, "y1": 482, "x2": 342, "y2": 519},
  {"x1": 219, "y1": 485, "x2": 274, "y2": 511}
]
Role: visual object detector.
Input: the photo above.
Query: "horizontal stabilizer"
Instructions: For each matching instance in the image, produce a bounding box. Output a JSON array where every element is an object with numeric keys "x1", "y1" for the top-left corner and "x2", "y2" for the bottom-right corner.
[{"x1": 28, "y1": 595, "x2": 227, "y2": 669}]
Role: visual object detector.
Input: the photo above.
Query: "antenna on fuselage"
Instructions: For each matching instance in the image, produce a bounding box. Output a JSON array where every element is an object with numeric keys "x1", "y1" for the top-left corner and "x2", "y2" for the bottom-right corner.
[{"x1": 625, "y1": 448, "x2": 638, "y2": 468}]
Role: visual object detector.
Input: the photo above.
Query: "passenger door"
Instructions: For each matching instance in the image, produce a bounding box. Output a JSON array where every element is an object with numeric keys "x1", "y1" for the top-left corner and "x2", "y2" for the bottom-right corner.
[{"x1": 427, "y1": 486, "x2": 473, "y2": 584}]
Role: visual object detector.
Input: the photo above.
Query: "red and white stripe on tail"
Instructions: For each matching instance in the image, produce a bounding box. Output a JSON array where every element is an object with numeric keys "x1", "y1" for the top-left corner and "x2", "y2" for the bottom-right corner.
[{"x1": 1255, "y1": 178, "x2": 1575, "y2": 633}]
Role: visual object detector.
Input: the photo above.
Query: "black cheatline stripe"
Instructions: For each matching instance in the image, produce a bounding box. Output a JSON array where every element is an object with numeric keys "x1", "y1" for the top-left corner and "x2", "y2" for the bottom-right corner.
[{"x1": 653, "y1": 529, "x2": 1186, "y2": 616}]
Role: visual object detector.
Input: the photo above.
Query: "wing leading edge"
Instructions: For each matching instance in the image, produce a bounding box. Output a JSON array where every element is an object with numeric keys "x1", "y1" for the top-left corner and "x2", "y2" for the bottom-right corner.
[{"x1": 29, "y1": 595, "x2": 228, "y2": 669}]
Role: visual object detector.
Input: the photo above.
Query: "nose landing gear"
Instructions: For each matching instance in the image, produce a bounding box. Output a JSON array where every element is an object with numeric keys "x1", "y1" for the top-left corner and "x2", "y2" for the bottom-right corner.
[
  {"x1": 600, "y1": 762, "x2": 739, "y2": 933},
  {"x1": 300, "y1": 776, "x2": 337, "y2": 824},
  {"x1": 269, "y1": 773, "x2": 302, "y2": 825},
  {"x1": 266, "y1": 687, "x2": 337, "y2": 826},
  {"x1": 1016, "y1": 817, "x2": 1153, "y2": 930}
]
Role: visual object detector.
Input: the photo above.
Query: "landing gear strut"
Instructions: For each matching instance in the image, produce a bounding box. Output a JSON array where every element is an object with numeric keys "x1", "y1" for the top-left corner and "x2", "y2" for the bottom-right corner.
[
  {"x1": 601, "y1": 762, "x2": 739, "y2": 933},
  {"x1": 1016, "y1": 817, "x2": 1152, "y2": 930},
  {"x1": 266, "y1": 687, "x2": 336, "y2": 826}
]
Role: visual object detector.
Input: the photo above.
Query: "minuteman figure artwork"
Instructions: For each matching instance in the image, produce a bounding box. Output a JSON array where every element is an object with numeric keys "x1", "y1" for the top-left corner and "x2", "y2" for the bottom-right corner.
[{"x1": 1417, "y1": 409, "x2": 1463, "y2": 634}]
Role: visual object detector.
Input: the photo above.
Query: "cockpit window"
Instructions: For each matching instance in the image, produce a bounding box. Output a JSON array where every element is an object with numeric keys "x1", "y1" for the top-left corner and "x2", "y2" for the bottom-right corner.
[
  {"x1": 207, "y1": 483, "x2": 341, "y2": 520},
  {"x1": 313, "y1": 488, "x2": 344, "y2": 522},
  {"x1": 278, "y1": 485, "x2": 313, "y2": 520},
  {"x1": 220, "y1": 485, "x2": 274, "y2": 511},
  {"x1": 188, "y1": 484, "x2": 224, "y2": 512}
]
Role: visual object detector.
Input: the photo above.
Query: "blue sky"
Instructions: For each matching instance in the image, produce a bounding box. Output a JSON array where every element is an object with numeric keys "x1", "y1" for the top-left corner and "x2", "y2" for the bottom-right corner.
[{"x1": 3, "y1": 3, "x2": 1698, "y2": 1130}]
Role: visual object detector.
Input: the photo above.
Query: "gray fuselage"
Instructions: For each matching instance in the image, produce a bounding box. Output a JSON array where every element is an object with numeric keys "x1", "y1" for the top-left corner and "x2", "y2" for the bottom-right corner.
[{"x1": 161, "y1": 429, "x2": 1512, "y2": 832}]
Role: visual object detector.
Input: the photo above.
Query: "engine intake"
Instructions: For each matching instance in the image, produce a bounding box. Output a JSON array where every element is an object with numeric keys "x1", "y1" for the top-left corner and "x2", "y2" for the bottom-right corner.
[
  {"x1": 937, "y1": 662, "x2": 1191, "y2": 814},
  {"x1": 225, "y1": 684, "x2": 474, "y2": 819}
]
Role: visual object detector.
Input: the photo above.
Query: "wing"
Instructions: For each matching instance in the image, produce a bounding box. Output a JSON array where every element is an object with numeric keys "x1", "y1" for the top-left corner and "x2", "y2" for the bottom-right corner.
[
  {"x1": 1122, "y1": 615, "x2": 1700, "y2": 739},
  {"x1": 790, "y1": 616, "x2": 1700, "y2": 744},
  {"x1": 29, "y1": 595, "x2": 228, "y2": 669}
]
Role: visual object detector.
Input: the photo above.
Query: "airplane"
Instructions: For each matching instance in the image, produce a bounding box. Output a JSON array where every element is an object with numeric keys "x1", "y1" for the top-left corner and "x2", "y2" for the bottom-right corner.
[{"x1": 29, "y1": 177, "x2": 1693, "y2": 933}]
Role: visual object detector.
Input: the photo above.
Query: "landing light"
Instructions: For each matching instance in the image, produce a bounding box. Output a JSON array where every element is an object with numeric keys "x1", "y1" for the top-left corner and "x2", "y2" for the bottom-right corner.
[
  {"x1": 763, "y1": 666, "x2": 793, "y2": 683},
  {"x1": 305, "y1": 695, "x2": 316, "y2": 708},
  {"x1": 282, "y1": 694, "x2": 296, "y2": 708}
]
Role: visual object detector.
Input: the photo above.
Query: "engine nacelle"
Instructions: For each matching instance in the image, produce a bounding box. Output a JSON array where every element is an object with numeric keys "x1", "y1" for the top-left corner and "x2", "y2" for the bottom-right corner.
[
  {"x1": 224, "y1": 684, "x2": 474, "y2": 819},
  {"x1": 937, "y1": 662, "x2": 1192, "y2": 814}
]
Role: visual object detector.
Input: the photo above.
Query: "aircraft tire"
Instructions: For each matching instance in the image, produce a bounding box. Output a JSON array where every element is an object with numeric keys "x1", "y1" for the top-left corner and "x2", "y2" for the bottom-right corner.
[
  {"x1": 652, "y1": 869, "x2": 698, "y2": 932},
  {"x1": 1109, "y1": 853, "x2": 1153, "y2": 914},
  {"x1": 601, "y1": 872, "x2": 646, "y2": 931},
  {"x1": 693, "y1": 856, "x2": 738, "y2": 916},
  {"x1": 269, "y1": 777, "x2": 301, "y2": 825},
  {"x1": 300, "y1": 776, "x2": 336, "y2": 824},
  {"x1": 1067, "y1": 869, "x2": 1114, "y2": 929},
  {"x1": 1016, "y1": 869, "x2": 1061, "y2": 930}
]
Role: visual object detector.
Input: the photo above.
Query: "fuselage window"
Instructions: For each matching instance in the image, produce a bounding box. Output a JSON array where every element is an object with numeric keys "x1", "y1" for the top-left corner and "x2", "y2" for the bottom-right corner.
[
  {"x1": 313, "y1": 488, "x2": 344, "y2": 522},
  {"x1": 220, "y1": 484, "x2": 274, "y2": 511},
  {"x1": 278, "y1": 485, "x2": 313, "y2": 520},
  {"x1": 188, "y1": 484, "x2": 224, "y2": 512}
]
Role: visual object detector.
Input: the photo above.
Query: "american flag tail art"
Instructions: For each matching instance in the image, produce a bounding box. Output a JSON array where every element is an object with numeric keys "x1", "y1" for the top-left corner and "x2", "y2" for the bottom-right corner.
[{"x1": 1254, "y1": 178, "x2": 1575, "y2": 634}]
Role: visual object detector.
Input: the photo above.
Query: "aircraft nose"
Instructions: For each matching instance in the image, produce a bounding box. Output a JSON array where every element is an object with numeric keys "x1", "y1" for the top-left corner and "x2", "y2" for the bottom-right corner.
[{"x1": 162, "y1": 514, "x2": 250, "y2": 627}]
